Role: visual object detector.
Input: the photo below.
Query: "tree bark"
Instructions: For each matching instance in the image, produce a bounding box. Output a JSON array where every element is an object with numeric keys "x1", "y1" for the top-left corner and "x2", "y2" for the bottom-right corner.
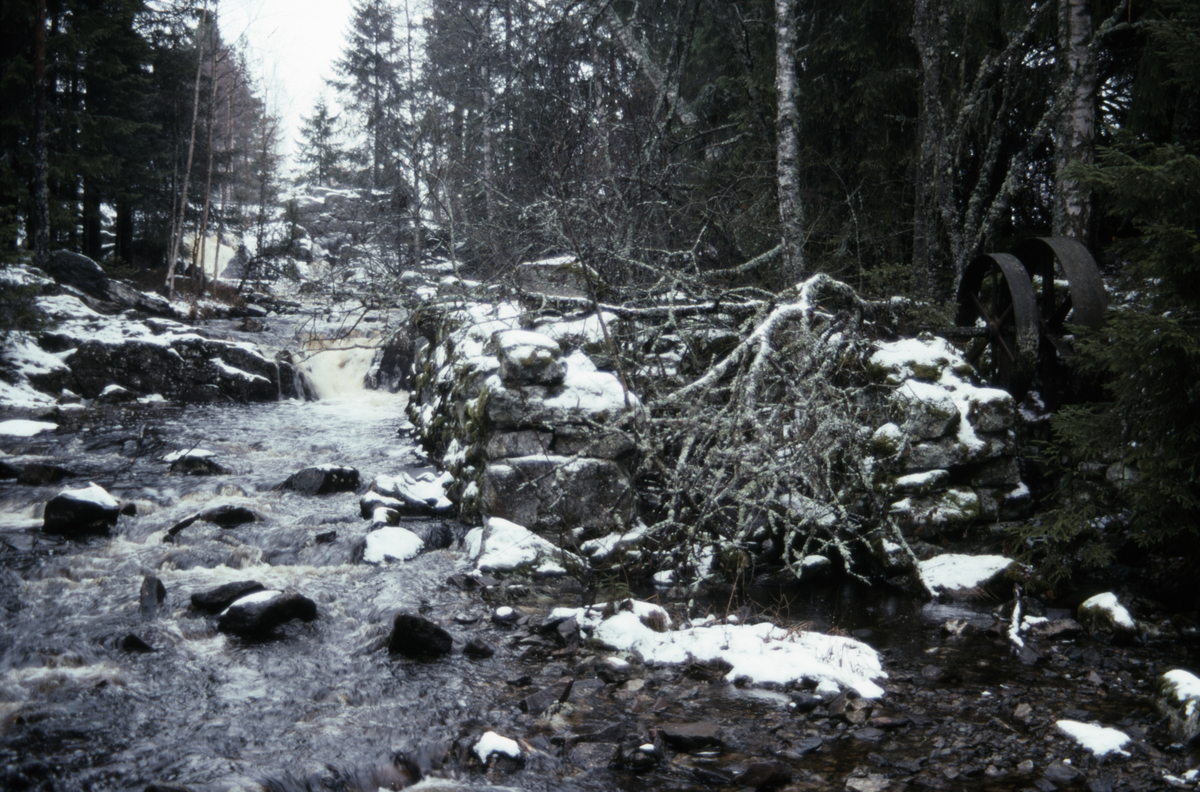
[
  {"x1": 775, "y1": 0, "x2": 805, "y2": 278},
  {"x1": 165, "y1": 0, "x2": 208, "y2": 300},
  {"x1": 32, "y1": 0, "x2": 49, "y2": 270},
  {"x1": 1053, "y1": 0, "x2": 1095, "y2": 244}
]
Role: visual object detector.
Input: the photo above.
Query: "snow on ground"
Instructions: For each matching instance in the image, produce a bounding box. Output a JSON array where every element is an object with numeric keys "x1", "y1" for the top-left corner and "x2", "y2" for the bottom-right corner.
[
  {"x1": 1055, "y1": 720, "x2": 1131, "y2": 756},
  {"x1": 0, "y1": 419, "x2": 57, "y2": 437},
  {"x1": 550, "y1": 599, "x2": 886, "y2": 697},
  {"x1": 535, "y1": 312, "x2": 617, "y2": 347},
  {"x1": 362, "y1": 527, "x2": 424, "y2": 563},
  {"x1": 1080, "y1": 592, "x2": 1135, "y2": 630},
  {"x1": 919, "y1": 554, "x2": 1014, "y2": 595}
]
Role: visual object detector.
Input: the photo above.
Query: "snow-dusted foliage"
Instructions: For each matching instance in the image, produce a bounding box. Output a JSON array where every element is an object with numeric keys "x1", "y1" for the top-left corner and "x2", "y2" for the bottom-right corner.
[{"x1": 632, "y1": 274, "x2": 921, "y2": 588}]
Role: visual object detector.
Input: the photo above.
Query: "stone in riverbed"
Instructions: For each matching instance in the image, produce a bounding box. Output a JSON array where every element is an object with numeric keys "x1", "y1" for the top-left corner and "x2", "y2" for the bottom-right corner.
[
  {"x1": 42, "y1": 482, "x2": 121, "y2": 535},
  {"x1": 17, "y1": 462, "x2": 74, "y2": 485},
  {"x1": 463, "y1": 637, "x2": 495, "y2": 658},
  {"x1": 281, "y1": 465, "x2": 359, "y2": 495},
  {"x1": 191, "y1": 580, "x2": 266, "y2": 613},
  {"x1": 1152, "y1": 669, "x2": 1200, "y2": 744},
  {"x1": 139, "y1": 575, "x2": 166, "y2": 619},
  {"x1": 387, "y1": 613, "x2": 453, "y2": 657},
  {"x1": 518, "y1": 677, "x2": 573, "y2": 715},
  {"x1": 166, "y1": 504, "x2": 265, "y2": 539},
  {"x1": 658, "y1": 721, "x2": 723, "y2": 751},
  {"x1": 216, "y1": 591, "x2": 317, "y2": 638},
  {"x1": 735, "y1": 761, "x2": 792, "y2": 789},
  {"x1": 1077, "y1": 592, "x2": 1137, "y2": 641}
]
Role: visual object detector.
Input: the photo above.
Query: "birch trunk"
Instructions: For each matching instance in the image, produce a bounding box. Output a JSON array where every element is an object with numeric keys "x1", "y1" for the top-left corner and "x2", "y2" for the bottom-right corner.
[
  {"x1": 775, "y1": 0, "x2": 805, "y2": 278},
  {"x1": 165, "y1": 0, "x2": 208, "y2": 300},
  {"x1": 1053, "y1": 0, "x2": 1095, "y2": 243}
]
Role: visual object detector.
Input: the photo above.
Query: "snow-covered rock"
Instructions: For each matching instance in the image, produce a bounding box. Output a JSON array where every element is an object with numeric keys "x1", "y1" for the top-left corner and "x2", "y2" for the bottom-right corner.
[
  {"x1": 43, "y1": 482, "x2": 121, "y2": 536},
  {"x1": 474, "y1": 731, "x2": 522, "y2": 764},
  {"x1": 463, "y1": 516, "x2": 582, "y2": 576},
  {"x1": 495, "y1": 329, "x2": 564, "y2": 385},
  {"x1": 362, "y1": 526, "x2": 424, "y2": 563},
  {"x1": 1077, "y1": 592, "x2": 1136, "y2": 639},
  {"x1": 918, "y1": 554, "x2": 1016, "y2": 598},
  {"x1": 1153, "y1": 669, "x2": 1200, "y2": 743}
]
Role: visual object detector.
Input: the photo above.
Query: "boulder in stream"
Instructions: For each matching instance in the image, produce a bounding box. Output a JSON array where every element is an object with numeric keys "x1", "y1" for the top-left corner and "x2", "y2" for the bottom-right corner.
[
  {"x1": 282, "y1": 465, "x2": 360, "y2": 495},
  {"x1": 191, "y1": 580, "x2": 266, "y2": 614},
  {"x1": 139, "y1": 574, "x2": 167, "y2": 619},
  {"x1": 1077, "y1": 592, "x2": 1137, "y2": 641},
  {"x1": 217, "y1": 591, "x2": 317, "y2": 638},
  {"x1": 42, "y1": 482, "x2": 121, "y2": 535},
  {"x1": 1152, "y1": 669, "x2": 1200, "y2": 744},
  {"x1": 387, "y1": 613, "x2": 453, "y2": 657}
]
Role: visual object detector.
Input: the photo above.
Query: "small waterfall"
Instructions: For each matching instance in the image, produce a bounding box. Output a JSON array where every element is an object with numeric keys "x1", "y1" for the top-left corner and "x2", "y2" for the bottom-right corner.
[{"x1": 297, "y1": 336, "x2": 382, "y2": 401}]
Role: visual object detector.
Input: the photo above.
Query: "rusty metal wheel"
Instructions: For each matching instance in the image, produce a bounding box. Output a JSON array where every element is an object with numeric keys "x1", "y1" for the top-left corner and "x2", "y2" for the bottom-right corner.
[
  {"x1": 1013, "y1": 237, "x2": 1108, "y2": 403},
  {"x1": 955, "y1": 253, "x2": 1040, "y2": 398}
]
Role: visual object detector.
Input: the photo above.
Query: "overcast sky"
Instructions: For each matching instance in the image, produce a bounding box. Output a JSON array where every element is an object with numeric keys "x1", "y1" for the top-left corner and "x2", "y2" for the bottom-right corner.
[{"x1": 217, "y1": 0, "x2": 357, "y2": 164}]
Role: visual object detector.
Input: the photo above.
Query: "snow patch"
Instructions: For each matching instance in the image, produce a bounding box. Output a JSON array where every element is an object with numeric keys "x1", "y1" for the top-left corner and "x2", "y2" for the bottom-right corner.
[
  {"x1": 1055, "y1": 720, "x2": 1131, "y2": 756},
  {"x1": 0, "y1": 419, "x2": 57, "y2": 437},
  {"x1": 919, "y1": 554, "x2": 1013, "y2": 595},
  {"x1": 363, "y1": 527, "x2": 424, "y2": 563}
]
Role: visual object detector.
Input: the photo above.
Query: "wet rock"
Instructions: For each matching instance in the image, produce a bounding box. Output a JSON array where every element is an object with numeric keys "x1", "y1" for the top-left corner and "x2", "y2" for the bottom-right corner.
[
  {"x1": 387, "y1": 613, "x2": 453, "y2": 658},
  {"x1": 216, "y1": 591, "x2": 318, "y2": 638},
  {"x1": 44, "y1": 250, "x2": 173, "y2": 316},
  {"x1": 166, "y1": 504, "x2": 265, "y2": 538},
  {"x1": 139, "y1": 575, "x2": 167, "y2": 619},
  {"x1": 314, "y1": 530, "x2": 337, "y2": 544},
  {"x1": 621, "y1": 743, "x2": 660, "y2": 771},
  {"x1": 659, "y1": 721, "x2": 723, "y2": 751},
  {"x1": 0, "y1": 459, "x2": 20, "y2": 479},
  {"x1": 518, "y1": 677, "x2": 573, "y2": 715},
  {"x1": 1028, "y1": 618, "x2": 1083, "y2": 640},
  {"x1": 463, "y1": 637, "x2": 495, "y2": 659},
  {"x1": 120, "y1": 634, "x2": 155, "y2": 653},
  {"x1": 1152, "y1": 669, "x2": 1200, "y2": 743},
  {"x1": 486, "y1": 429, "x2": 553, "y2": 460},
  {"x1": 569, "y1": 742, "x2": 615, "y2": 769},
  {"x1": 791, "y1": 735, "x2": 823, "y2": 755},
  {"x1": 143, "y1": 783, "x2": 195, "y2": 792},
  {"x1": 735, "y1": 761, "x2": 792, "y2": 789},
  {"x1": 405, "y1": 520, "x2": 455, "y2": 550},
  {"x1": 845, "y1": 775, "x2": 891, "y2": 792},
  {"x1": 1043, "y1": 760, "x2": 1082, "y2": 784},
  {"x1": 281, "y1": 465, "x2": 360, "y2": 495},
  {"x1": 190, "y1": 580, "x2": 266, "y2": 614},
  {"x1": 42, "y1": 482, "x2": 121, "y2": 536},
  {"x1": 169, "y1": 455, "x2": 229, "y2": 476},
  {"x1": 1013, "y1": 702, "x2": 1035, "y2": 723},
  {"x1": 790, "y1": 691, "x2": 823, "y2": 712},
  {"x1": 16, "y1": 463, "x2": 74, "y2": 485}
]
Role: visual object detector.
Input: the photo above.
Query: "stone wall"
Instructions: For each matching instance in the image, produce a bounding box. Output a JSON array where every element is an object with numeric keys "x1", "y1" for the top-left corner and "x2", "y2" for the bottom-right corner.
[
  {"x1": 865, "y1": 335, "x2": 1029, "y2": 532},
  {"x1": 408, "y1": 299, "x2": 640, "y2": 542}
]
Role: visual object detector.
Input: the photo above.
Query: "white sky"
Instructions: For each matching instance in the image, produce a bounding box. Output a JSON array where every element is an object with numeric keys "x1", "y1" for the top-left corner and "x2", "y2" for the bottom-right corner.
[{"x1": 217, "y1": 0, "x2": 357, "y2": 164}]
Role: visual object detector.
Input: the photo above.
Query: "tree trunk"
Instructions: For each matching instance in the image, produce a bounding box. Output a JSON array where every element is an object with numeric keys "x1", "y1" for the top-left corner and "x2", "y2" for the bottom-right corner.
[
  {"x1": 774, "y1": 0, "x2": 804, "y2": 278},
  {"x1": 195, "y1": 23, "x2": 221, "y2": 299},
  {"x1": 1053, "y1": 0, "x2": 1095, "y2": 244},
  {"x1": 32, "y1": 0, "x2": 49, "y2": 269},
  {"x1": 165, "y1": 0, "x2": 208, "y2": 300}
]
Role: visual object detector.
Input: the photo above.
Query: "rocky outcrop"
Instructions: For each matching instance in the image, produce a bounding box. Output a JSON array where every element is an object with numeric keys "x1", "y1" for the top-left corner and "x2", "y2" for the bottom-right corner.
[
  {"x1": 43, "y1": 250, "x2": 173, "y2": 317},
  {"x1": 866, "y1": 336, "x2": 1029, "y2": 530},
  {"x1": 409, "y1": 299, "x2": 640, "y2": 541}
]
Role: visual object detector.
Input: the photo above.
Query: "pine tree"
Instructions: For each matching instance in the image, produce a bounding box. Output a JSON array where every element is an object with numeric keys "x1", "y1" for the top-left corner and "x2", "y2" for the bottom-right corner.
[{"x1": 297, "y1": 96, "x2": 345, "y2": 187}]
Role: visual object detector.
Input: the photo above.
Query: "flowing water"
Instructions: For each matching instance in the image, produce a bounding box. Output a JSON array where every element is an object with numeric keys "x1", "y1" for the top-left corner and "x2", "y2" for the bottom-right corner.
[{"x1": 0, "y1": 335, "x2": 543, "y2": 792}]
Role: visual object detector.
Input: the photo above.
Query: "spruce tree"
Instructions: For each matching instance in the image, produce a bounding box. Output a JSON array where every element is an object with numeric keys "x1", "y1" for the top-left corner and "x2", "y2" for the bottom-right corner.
[{"x1": 297, "y1": 96, "x2": 345, "y2": 187}]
